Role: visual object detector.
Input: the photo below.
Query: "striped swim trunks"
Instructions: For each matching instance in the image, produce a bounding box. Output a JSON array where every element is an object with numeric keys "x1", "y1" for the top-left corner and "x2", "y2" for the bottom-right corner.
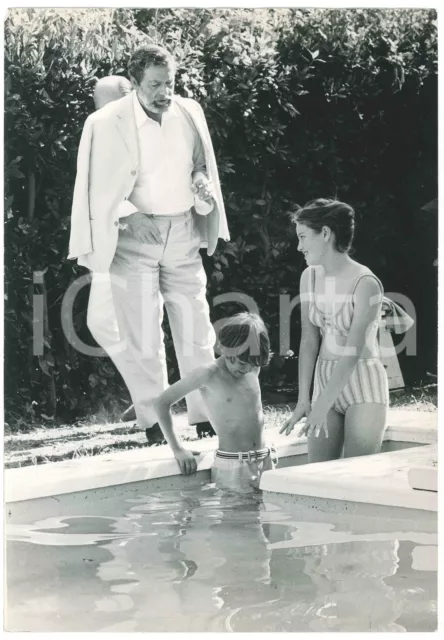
[
  {"x1": 312, "y1": 357, "x2": 389, "y2": 415},
  {"x1": 211, "y1": 447, "x2": 278, "y2": 492}
]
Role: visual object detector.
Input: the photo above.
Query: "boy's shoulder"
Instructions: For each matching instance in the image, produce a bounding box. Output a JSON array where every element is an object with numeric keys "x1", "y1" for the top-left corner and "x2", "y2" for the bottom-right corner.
[
  {"x1": 197, "y1": 359, "x2": 231, "y2": 387},
  {"x1": 187, "y1": 361, "x2": 220, "y2": 388},
  {"x1": 203, "y1": 360, "x2": 223, "y2": 382}
]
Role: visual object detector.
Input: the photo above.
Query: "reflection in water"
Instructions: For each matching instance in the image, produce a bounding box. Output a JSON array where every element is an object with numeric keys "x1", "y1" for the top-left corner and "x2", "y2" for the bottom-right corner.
[
  {"x1": 6, "y1": 485, "x2": 438, "y2": 632},
  {"x1": 300, "y1": 541, "x2": 404, "y2": 631}
]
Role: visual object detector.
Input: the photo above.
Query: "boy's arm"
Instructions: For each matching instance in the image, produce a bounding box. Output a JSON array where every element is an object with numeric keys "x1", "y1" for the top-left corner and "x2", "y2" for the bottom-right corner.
[{"x1": 153, "y1": 366, "x2": 213, "y2": 475}]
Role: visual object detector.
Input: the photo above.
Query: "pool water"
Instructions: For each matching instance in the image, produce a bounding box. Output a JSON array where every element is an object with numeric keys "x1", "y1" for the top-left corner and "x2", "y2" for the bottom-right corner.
[{"x1": 6, "y1": 484, "x2": 437, "y2": 632}]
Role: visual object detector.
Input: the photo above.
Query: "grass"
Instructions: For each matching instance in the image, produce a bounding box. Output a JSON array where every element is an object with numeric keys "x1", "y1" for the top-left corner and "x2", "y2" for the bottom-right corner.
[
  {"x1": 3, "y1": 384, "x2": 437, "y2": 469},
  {"x1": 388, "y1": 384, "x2": 437, "y2": 411}
]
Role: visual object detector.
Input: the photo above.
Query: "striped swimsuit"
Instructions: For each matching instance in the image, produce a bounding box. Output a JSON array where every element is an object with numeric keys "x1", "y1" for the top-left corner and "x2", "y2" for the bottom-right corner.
[{"x1": 308, "y1": 266, "x2": 389, "y2": 415}]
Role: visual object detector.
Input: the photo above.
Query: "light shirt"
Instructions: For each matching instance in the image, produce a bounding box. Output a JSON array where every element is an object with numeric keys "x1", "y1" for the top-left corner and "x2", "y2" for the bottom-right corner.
[{"x1": 121, "y1": 92, "x2": 205, "y2": 217}]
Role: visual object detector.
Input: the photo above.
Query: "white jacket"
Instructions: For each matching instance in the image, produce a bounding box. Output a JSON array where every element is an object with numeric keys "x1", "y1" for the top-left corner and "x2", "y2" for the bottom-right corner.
[{"x1": 68, "y1": 93, "x2": 229, "y2": 272}]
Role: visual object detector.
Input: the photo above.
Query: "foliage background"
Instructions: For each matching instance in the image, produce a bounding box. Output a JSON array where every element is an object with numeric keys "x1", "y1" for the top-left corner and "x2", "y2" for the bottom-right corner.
[{"x1": 4, "y1": 8, "x2": 438, "y2": 427}]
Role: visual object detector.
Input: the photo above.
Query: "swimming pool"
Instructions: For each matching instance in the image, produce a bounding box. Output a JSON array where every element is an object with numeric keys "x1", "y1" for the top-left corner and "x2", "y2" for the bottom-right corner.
[{"x1": 6, "y1": 481, "x2": 437, "y2": 632}]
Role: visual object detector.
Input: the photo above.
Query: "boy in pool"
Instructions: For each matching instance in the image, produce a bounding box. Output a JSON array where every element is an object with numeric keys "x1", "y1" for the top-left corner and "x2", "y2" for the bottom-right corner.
[{"x1": 153, "y1": 312, "x2": 277, "y2": 491}]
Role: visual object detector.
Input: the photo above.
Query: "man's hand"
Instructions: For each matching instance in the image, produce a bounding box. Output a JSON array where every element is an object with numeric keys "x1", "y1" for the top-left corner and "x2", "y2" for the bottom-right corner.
[
  {"x1": 124, "y1": 212, "x2": 163, "y2": 245},
  {"x1": 174, "y1": 448, "x2": 199, "y2": 475},
  {"x1": 192, "y1": 175, "x2": 214, "y2": 203}
]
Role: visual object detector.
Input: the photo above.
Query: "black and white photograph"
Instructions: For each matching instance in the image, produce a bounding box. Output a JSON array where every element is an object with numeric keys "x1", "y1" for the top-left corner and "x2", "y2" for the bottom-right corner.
[{"x1": 2, "y1": 3, "x2": 439, "y2": 633}]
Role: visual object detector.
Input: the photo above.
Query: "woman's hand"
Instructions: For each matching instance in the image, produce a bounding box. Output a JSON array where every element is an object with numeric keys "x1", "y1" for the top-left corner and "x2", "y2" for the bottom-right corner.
[
  {"x1": 279, "y1": 400, "x2": 312, "y2": 436},
  {"x1": 299, "y1": 403, "x2": 329, "y2": 439}
]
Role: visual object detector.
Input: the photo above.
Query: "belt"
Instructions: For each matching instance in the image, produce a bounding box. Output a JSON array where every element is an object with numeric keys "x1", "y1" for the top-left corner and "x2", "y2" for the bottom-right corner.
[
  {"x1": 143, "y1": 209, "x2": 191, "y2": 220},
  {"x1": 118, "y1": 209, "x2": 191, "y2": 231},
  {"x1": 215, "y1": 446, "x2": 276, "y2": 463}
]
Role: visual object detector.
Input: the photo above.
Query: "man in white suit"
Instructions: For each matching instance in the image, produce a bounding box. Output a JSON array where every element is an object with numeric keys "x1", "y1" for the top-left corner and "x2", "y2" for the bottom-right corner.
[
  {"x1": 69, "y1": 45, "x2": 229, "y2": 444},
  {"x1": 86, "y1": 75, "x2": 133, "y2": 351},
  {"x1": 88, "y1": 75, "x2": 136, "y2": 425}
]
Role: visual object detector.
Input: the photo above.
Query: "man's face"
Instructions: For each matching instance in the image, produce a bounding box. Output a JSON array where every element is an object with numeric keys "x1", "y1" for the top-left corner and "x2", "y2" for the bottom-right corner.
[{"x1": 132, "y1": 63, "x2": 175, "y2": 114}]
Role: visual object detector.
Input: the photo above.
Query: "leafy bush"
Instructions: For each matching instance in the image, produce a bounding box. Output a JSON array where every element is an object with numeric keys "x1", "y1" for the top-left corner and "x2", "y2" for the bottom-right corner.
[{"x1": 4, "y1": 8, "x2": 437, "y2": 427}]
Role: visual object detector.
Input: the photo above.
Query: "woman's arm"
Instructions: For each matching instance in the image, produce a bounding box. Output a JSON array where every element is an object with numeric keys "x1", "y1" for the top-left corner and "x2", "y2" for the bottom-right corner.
[
  {"x1": 298, "y1": 267, "x2": 321, "y2": 402},
  {"x1": 280, "y1": 268, "x2": 320, "y2": 435}
]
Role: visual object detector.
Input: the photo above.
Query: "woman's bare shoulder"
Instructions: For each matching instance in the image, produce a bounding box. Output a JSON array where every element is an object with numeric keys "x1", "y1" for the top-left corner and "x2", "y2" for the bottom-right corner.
[{"x1": 348, "y1": 259, "x2": 375, "y2": 278}]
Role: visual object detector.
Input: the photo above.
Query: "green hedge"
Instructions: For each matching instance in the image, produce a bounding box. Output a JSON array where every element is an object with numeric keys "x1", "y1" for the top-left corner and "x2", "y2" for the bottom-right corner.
[{"x1": 4, "y1": 8, "x2": 437, "y2": 427}]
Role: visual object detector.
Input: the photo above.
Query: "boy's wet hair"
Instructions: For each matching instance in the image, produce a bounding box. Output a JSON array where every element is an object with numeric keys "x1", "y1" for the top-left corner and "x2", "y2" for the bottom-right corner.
[{"x1": 218, "y1": 312, "x2": 270, "y2": 367}]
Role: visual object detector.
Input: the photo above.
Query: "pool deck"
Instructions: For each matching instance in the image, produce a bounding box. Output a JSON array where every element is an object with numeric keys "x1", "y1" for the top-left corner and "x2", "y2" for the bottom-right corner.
[
  {"x1": 4, "y1": 408, "x2": 437, "y2": 509},
  {"x1": 260, "y1": 443, "x2": 437, "y2": 512}
]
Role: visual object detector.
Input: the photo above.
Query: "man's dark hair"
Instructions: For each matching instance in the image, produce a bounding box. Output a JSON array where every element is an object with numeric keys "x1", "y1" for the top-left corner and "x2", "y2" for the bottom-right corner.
[{"x1": 128, "y1": 45, "x2": 175, "y2": 84}]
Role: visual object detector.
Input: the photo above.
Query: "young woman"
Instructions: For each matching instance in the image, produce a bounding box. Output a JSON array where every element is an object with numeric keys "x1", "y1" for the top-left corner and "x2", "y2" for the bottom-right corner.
[{"x1": 280, "y1": 198, "x2": 389, "y2": 462}]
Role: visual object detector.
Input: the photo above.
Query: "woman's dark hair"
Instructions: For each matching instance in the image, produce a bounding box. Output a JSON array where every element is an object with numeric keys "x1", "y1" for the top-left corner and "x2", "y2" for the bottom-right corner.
[
  {"x1": 292, "y1": 198, "x2": 355, "y2": 253},
  {"x1": 128, "y1": 45, "x2": 175, "y2": 84},
  {"x1": 219, "y1": 312, "x2": 270, "y2": 367}
]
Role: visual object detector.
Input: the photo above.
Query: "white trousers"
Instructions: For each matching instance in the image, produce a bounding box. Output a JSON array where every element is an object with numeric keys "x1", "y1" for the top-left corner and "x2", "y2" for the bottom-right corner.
[
  {"x1": 87, "y1": 273, "x2": 121, "y2": 348},
  {"x1": 90, "y1": 211, "x2": 215, "y2": 429}
]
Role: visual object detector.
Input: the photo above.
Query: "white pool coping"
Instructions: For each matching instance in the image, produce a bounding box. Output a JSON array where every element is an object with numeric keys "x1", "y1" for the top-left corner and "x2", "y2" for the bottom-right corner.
[
  {"x1": 260, "y1": 444, "x2": 438, "y2": 512},
  {"x1": 408, "y1": 465, "x2": 438, "y2": 492},
  {"x1": 4, "y1": 409, "x2": 436, "y2": 505}
]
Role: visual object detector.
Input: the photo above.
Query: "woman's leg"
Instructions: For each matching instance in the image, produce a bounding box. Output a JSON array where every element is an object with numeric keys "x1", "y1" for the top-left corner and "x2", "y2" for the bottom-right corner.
[
  {"x1": 343, "y1": 403, "x2": 387, "y2": 458},
  {"x1": 307, "y1": 407, "x2": 345, "y2": 463}
]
